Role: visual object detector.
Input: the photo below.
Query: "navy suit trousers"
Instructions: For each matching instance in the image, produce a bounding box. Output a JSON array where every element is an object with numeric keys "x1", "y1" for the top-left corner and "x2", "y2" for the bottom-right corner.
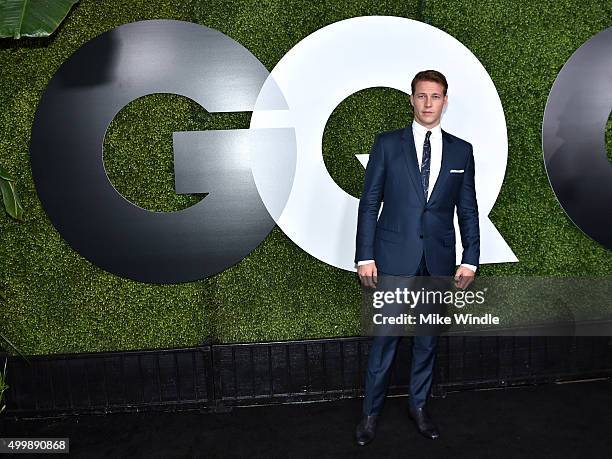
[{"x1": 362, "y1": 254, "x2": 438, "y2": 415}]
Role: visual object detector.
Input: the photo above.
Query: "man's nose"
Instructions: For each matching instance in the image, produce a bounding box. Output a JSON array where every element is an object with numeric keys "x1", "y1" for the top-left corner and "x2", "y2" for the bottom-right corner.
[{"x1": 425, "y1": 97, "x2": 432, "y2": 107}]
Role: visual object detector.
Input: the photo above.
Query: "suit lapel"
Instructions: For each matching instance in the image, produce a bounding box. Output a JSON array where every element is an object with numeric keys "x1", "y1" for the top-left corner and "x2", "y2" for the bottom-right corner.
[
  {"x1": 427, "y1": 129, "x2": 452, "y2": 205},
  {"x1": 400, "y1": 126, "x2": 426, "y2": 205}
]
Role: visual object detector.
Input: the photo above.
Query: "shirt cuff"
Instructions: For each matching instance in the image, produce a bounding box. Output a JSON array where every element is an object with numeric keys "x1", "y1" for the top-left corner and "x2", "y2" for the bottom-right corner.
[
  {"x1": 357, "y1": 260, "x2": 375, "y2": 266},
  {"x1": 460, "y1": 263, "x2": 477, "y2": 272}
]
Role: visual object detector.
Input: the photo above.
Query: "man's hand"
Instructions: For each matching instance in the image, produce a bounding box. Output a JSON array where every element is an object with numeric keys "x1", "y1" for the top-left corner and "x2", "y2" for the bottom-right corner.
[
  {"x1": 357, "y1": 261, "x2": 378, "y2": 289},
  {"x1": 454, "y1": 265, "x2": 475, "y2": 289}
]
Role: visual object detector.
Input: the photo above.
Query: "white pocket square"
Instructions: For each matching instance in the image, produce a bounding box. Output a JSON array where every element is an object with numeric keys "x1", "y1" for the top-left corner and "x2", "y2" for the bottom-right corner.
[{"x1": 450, "y1": 169, "x2": 464, "y2": 173}]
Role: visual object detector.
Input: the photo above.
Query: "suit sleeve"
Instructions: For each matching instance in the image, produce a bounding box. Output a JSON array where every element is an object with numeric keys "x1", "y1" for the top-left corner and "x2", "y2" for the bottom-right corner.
[
  {"x1": 355, "y1": 134, "x2": 385, "y2": 263},
  {"x1": 457, "y1": 145, "x2": 480, "y2": 268}
]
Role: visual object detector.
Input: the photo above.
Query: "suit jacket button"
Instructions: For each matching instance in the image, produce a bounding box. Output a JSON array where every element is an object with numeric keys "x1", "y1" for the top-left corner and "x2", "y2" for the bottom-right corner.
[{"x1": 419, "y1": 235, "x2": 423, "y2": 239}]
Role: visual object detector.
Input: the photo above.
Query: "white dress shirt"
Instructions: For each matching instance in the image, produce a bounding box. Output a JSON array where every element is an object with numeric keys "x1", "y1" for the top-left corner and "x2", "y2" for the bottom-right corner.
[
  {"x1": 413, "y1": 120, "x2": 443, "y2": 199},
  {"x1": 357, "y1": 120, "x2": 476, "y2": 273}
]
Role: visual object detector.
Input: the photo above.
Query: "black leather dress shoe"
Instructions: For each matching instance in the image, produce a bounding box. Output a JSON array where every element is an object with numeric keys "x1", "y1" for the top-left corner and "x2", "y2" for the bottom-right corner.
[
  {"x1": 408, "y1": 406, "x2": 440, "y2": 440},
  {"x1": 355, "y1": 415, "x2": 378, "y2": 446}
]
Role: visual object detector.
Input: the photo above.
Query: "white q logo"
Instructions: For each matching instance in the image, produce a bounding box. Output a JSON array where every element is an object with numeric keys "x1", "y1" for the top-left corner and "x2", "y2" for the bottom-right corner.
[{"x1": 251, "y1": 16, "x2": 517, "y2": 270}]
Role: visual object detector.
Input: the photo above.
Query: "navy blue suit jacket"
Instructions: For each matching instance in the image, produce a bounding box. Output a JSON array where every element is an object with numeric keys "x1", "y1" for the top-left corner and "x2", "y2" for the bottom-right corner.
[{"x1": 355, "y1": 125, "x2": 480, "y2": 276}]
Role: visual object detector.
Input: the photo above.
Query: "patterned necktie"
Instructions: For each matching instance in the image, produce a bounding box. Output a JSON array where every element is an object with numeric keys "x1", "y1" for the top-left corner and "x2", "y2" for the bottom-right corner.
[{"x1": 421, "y1": 130, "x2": 432, "y2": 201}]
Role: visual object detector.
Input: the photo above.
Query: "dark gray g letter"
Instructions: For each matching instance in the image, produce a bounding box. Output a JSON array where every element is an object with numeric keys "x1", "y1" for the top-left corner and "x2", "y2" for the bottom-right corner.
[{"x1": 30, "y1": 20, "x2": 294, "y2": 283}]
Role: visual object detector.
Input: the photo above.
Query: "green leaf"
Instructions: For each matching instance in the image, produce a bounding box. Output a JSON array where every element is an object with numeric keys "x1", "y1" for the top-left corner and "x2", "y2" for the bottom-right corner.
[
  {"x1": 0, "y1": 177, "x2": 24, "y2": 220},
  {"x1": 0, "y1": 357, "x2": 8, "y2": 411},
  {"x1": 0, "y1": 0, "x2": 79, "y2": 39},
  {"x1": 0, "y1": 333, "x2": 27, "y2": 361},
  {"x1": 0, "y1": 164, "x2": 14, "y2": 181}
]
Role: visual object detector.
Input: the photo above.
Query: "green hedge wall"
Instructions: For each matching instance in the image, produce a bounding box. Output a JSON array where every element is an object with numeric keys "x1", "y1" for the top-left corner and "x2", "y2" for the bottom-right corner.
[{"x1": 0, "y1": 0, "x2": 610, "y2": 355}]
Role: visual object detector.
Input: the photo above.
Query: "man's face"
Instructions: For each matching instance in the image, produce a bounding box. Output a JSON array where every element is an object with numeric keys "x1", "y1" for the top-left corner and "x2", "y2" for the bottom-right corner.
[{"x1": 410, "y1": 80, "x2": 448, "y2": 128}]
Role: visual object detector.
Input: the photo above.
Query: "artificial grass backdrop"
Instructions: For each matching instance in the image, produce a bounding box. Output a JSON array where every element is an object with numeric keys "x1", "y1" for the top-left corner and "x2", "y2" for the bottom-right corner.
[{"x1": 0, "y1": 0, "x2": 610, "y2": 354}]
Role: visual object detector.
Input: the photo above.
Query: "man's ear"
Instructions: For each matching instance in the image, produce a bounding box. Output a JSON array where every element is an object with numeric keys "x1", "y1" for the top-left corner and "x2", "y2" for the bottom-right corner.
[{"x1": 409, "y1": 94, "x2": 414, "y2": 108}]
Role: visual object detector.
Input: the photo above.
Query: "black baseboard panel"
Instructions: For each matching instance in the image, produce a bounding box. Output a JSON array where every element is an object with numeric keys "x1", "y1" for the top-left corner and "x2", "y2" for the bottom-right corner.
[{"x1": 2, "y1": 336, "x2": 611, "y2": 417}]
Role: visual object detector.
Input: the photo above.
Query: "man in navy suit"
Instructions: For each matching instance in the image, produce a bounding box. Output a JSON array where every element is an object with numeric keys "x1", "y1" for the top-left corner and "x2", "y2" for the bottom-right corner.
[{"x1": 355, "y1": 70, "x2": 480, "y2": 445}]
